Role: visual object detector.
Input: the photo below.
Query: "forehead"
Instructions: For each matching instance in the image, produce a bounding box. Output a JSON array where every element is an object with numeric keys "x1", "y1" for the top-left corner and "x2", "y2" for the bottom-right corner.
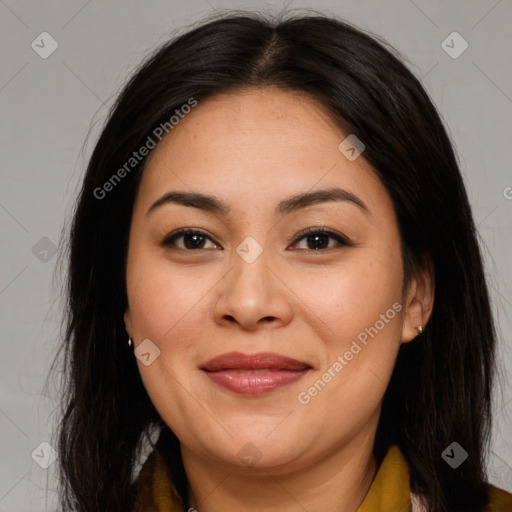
[{"x1": 135, "y1": 87, "x2": 392, "y2": 217}]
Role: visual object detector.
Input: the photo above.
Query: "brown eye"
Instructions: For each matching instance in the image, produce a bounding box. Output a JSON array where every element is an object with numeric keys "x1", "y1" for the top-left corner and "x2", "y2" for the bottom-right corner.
[
  {"x1": 290, "y1": 228, "x2": 352, "y2": 251},
  {"x1": 161, "y1": 229, "x2": 219, "y2": 250},
  {"x1": 160, "y1": 227, "x2": 351, "y2": 252}
]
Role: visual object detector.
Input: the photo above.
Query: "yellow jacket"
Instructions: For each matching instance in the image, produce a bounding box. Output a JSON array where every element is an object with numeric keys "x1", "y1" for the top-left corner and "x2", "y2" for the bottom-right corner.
[{"x1": 133, "y1": 445, "x2": 512, "y2": 511}]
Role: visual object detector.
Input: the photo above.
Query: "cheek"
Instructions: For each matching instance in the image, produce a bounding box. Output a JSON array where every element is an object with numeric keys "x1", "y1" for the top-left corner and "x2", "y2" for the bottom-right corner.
[
  {"x1": 125, "y1": 252, "x2": 215, "y2": 432},
  {"x1": 302, "y1": 248, "x2": 403, "y2": 342},
  {"x1": 126, "y1": 250, "x2": 218, "y2": 343},
  {"x1": 295, "y1": 238, "x2": 404, "y2": 409}
]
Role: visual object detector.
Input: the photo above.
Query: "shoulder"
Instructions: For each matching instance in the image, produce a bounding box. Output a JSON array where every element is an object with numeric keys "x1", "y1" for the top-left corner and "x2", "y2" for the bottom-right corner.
[{"x1": 486, "y1": 485, "x2": 512, "y2": 511}]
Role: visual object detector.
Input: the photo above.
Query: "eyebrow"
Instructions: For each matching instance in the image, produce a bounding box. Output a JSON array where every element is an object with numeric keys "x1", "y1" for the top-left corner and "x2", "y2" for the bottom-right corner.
[{"x1": 146, "y1": 187, "x2": 369, "y2": 218}]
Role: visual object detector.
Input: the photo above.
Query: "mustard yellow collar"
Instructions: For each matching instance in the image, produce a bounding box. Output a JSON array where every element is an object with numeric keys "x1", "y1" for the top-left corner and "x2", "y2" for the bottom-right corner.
[{"x1": 133, "y1": 444, "x2": 512, "y2": 511}]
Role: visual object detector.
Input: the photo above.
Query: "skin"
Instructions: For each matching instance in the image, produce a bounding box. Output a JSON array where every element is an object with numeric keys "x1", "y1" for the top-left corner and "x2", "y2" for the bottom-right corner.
[{"x1": 124, "y1": 86, "x2": 434, "y2": 512}]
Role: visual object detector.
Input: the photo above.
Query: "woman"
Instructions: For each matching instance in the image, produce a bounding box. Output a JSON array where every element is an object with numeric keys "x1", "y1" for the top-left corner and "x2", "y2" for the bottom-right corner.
[{"x1": 49, "y1": 10, "x2": 512, "y2": 512}]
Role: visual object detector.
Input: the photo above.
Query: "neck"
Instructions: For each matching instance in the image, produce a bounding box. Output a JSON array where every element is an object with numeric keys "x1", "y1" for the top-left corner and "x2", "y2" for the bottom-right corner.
[{"x1": 182, "y1": 432, "x2": 378, "y2": 512}]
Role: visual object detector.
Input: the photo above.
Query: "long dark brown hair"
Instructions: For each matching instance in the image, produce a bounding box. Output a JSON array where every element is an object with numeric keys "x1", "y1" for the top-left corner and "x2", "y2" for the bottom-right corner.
[{"x1": 47, "y1": 10, "x2": 497, "y2": 511}]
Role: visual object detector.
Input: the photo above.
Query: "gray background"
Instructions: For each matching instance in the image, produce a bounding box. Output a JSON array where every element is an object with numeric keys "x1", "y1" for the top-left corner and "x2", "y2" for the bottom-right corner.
[{"x1": 1, "y1": 0, "x2": 511, "y2": 510}]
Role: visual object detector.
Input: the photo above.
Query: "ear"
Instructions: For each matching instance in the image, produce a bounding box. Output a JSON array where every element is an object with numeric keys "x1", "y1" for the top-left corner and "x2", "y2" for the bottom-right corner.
[
  {"x1": 123, "y1": 308, "x2": 132, "y2": 337},
  {"x1": 401, "y1": 256, "x2": 435, "y2": 343}
]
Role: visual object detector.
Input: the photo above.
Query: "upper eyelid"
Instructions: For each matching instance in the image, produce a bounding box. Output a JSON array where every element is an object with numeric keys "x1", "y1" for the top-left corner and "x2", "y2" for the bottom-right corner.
[
  {"x1": 162, "y1": 227, "x2": 350, "y2": 249},
  {"x1": 291, "y1": 227, "x2": 349, "y2": 243},
  {"x1": 162, "y1": 228, "x2": 219, "y2": 247}
]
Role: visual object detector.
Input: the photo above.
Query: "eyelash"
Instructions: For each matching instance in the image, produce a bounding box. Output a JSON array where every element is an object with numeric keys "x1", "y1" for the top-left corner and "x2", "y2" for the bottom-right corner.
[{"x1": 160, "y1": 227, "x2": 352, "y2": 252}]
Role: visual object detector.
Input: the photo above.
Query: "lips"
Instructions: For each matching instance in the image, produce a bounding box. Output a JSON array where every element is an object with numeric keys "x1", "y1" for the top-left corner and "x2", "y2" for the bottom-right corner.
[
  {"x1": 201, "y1": 351, "x2": 311, "y2": 372},
  {"x1": 201, "y1": 352, "x2": 311, "y2": 395}
]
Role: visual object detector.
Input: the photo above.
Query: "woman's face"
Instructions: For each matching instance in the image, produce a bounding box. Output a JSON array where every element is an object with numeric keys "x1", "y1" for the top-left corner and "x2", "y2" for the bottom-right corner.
[{"x1": 124, "y1": 87, "x2": 425, "y2": 473}]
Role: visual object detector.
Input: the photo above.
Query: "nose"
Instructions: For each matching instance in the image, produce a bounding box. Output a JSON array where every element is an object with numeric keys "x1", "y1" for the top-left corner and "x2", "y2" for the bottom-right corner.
[{"x1": 212, "y1": 247, "x2": 294, "y2": 331}]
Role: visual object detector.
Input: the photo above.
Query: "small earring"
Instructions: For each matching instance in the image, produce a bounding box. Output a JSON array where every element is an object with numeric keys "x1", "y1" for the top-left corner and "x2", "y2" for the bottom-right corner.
[
  {"x1": 128, "y1": 336, "x2": 133, "y2": 347},
  {"x1": 416, "y1": 325, "x2": 423, "y2": 334}
]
